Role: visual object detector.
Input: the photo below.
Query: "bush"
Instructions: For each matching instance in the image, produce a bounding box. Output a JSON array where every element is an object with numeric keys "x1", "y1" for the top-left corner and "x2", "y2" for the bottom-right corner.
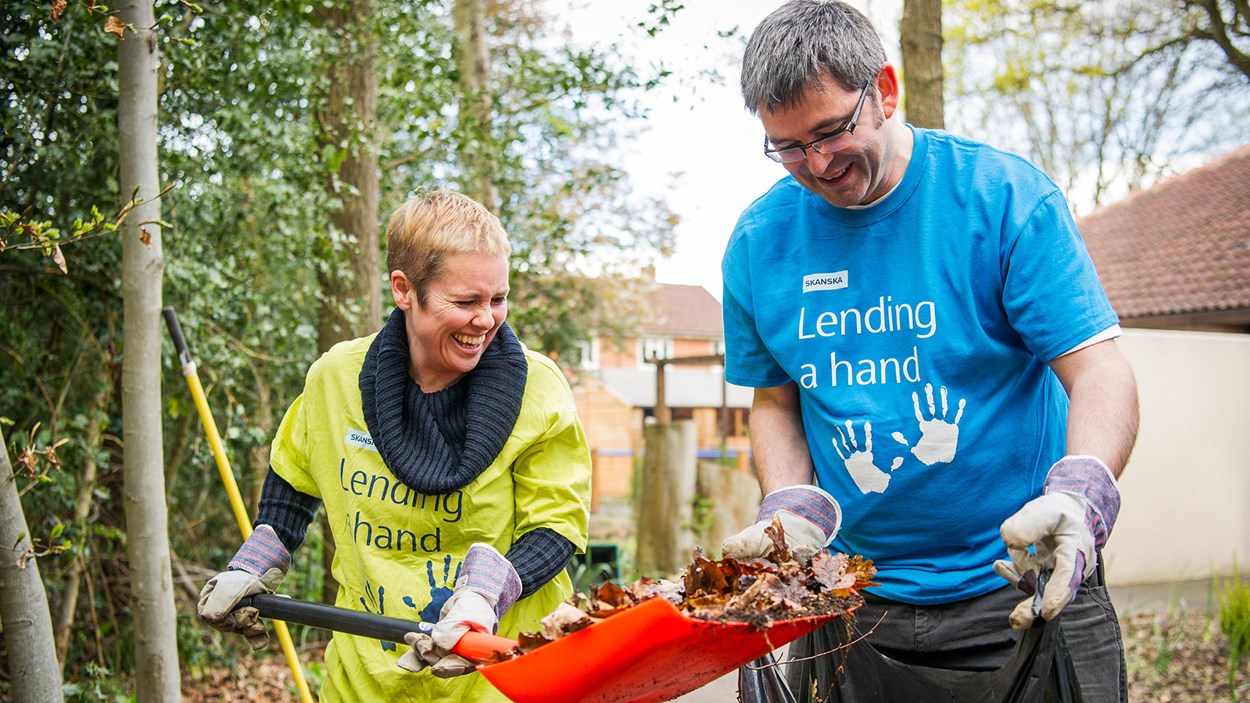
[{"x1": 1219, "y1": 570, "x2": 1250, "y2": 697}]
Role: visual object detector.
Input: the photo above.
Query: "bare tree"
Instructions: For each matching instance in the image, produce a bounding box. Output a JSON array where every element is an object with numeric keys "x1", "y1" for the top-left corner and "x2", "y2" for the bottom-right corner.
[
  {"x1": 945, "y1": 0, "x2": 1249, "y2": 211},
  {"x1": 1180, "y1": 0, "x2": 1250, "y2": 80},
  {"x1": 117, "y1": 0, "x2": 181, "y2": 697}
]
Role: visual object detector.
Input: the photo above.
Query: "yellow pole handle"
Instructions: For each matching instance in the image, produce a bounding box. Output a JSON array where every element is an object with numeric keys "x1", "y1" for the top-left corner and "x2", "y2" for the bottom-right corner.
[
  {"x1": 165, "y1": 309, "x2": 315, "y2": 703},
  {"x1": 183, "y1": 369, "x2": 253, "y2": 541}
]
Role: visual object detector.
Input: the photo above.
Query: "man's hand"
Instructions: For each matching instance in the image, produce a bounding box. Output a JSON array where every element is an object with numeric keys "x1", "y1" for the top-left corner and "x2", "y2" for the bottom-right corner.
[
  {"x1": 722, "y1": 485, "x2": 841, "y2": 561},
  {"x1": 996, "y1": 456, "x2": 1120, "y2": 630},
  {"x1": 197, "y1": 525, "x2": 291, "y2": 650}
]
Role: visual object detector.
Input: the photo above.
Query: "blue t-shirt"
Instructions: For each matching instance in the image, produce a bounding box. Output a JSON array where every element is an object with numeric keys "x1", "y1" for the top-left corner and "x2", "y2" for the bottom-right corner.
[{"x1": 722, "y1": 127, "x2": 1118, "y2": 604}]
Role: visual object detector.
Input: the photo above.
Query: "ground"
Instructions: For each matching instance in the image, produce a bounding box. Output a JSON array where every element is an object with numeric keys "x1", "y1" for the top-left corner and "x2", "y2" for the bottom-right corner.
[
  {"x1": 182, "y1": 609, "x2": 1248, "y2": 702},
  {"x1": 1121, "y1": 609, "x2": 1248, "y2": 703}
]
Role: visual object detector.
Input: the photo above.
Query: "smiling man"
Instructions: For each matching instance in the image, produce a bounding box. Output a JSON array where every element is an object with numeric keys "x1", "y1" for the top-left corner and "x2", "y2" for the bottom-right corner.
[{"x1": 719, "y1": 2, "x2": 1139, "y2": 702}]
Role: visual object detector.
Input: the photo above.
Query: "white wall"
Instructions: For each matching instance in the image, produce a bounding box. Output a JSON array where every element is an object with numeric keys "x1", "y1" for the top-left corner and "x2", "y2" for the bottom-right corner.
[{"x1": 1103, "y1": 329, "x2": 1250, "y2": 586}]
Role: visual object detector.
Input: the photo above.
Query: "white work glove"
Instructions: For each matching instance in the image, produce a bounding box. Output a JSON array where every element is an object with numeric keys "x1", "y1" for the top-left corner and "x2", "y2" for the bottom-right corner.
[
  {"x1": 197, "y1": 525, "x2": 291, "y2": 650},
  {"x1": 396, "y1": 632, "x2": 477, "y2": 678},
  {"x1": 721, "y1": 485, "x2": 842, "y2": 562},
  {"x1": 399, "y1": 543, "x2": 520, "y2": 677},
  {"x1": 996, "y1": 456, "x2": 1121, "y2": 630}
]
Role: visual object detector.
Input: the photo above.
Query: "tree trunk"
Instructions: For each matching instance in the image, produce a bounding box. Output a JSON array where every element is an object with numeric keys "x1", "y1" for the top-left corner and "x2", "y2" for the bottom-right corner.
[
  {"x1": 636, "y1": 421, "x2": 697, "y2": 578},
  {"x1": 312, "y1": 0, "x2": 379, "y2": 607},
  {"x1": 117, "y1": 0, "x2": 181, "y2": 698},
  {"x1": 0, "y1": 427, "x2": 65, "y2": 702},
  {"x1": 900, "y1": 0, "x2": 945, "y2": 129},
  {"x1": 315, "y1": 0, "x2": 381, "y2": 354},
  {"x1": 454, "y1": 0, "x2": 499, "y2": 212}
]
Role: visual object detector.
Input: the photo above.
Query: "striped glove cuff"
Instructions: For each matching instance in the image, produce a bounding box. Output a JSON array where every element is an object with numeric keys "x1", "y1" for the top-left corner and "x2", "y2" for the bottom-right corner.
[
  {"x1": 757, "y1": 485, "x2": 842, "y2": 541},
  {"x1": 227, "y1": 524, "x2": 292, "y2": 577},
  {"x1": 1044, "y1": 455, "x2": 1121, "y2": 549},
  {"x1": 458, "y1": 543, "x2": 523, "y2": 620}
]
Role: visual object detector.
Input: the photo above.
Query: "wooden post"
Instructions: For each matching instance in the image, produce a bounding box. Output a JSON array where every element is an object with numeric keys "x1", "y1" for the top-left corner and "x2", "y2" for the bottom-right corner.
[
  {"x1": 653, "y1": 357, "x2": 670, "y2": 424},
  {"x1": 696, "y1": 461, "x2": 764, "y2": 559},
  {"x1": 645, "y1": 353, "x2": 725, "y2": 426},
  {"x1": 590, "y1": 449, "x2": 601, "y2": 514},
  {"x1": 737, "y1": 449, "x2": 750, "y2": 474},
  {"x1": 636, "y1": 420, "x2": 697, "y2": 578}
]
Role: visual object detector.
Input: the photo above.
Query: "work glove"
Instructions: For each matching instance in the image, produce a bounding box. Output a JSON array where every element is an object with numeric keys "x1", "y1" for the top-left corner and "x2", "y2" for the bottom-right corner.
[
  {"x1": 399, "y1": 543, "x2": 520, "y2": 677},
  {"x1": 996, "y1": 456, "x2": 1121, "y2": 630},
  {"x1": 396, "y1": 632, "x2": 478, "y2": 677},
  {"x1": 197, "y1": 525, "x2": 291, "y2": 650},
  {"x1": 721, "y1": 485, "x2": 842, "y2": 562}
]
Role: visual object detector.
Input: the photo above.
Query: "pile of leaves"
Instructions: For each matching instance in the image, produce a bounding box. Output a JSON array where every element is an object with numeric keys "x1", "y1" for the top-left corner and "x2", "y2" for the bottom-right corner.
[{"x1": 512, "y1": 518, "x2": 876, "y2": 656}]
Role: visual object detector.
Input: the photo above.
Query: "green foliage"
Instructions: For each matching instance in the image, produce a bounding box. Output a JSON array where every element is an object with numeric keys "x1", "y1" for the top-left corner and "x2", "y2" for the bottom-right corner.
[
  {"x1": 682, "y1": 493, "x2": 715, "y2": 546},
  {"x1": 60, "y1": 661, "x2": 131, "y2": 703},
  {"x1": 1220, "y1": 571, "x2": 1250, "y2": 695},
  {"x1": 0, "y1": 206, "x2": 119, "y2": 272},
  {"x1": 2, "y1": 0, "x2": 680, "y2": 694},
  {"x1": 568, "y1": 551, "x2": 619, "y2": 593}
]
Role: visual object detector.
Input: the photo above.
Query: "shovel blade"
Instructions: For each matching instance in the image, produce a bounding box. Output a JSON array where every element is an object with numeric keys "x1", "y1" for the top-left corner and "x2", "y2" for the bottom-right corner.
[{"x1": 478, "y1": 596, "x2": 838, "y2": 703}]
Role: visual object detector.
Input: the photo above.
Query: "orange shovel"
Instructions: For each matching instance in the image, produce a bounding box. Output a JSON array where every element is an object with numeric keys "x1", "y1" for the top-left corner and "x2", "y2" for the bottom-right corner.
[{"x1": 244, "y1": 593, "x2": 849, "y2": 702}]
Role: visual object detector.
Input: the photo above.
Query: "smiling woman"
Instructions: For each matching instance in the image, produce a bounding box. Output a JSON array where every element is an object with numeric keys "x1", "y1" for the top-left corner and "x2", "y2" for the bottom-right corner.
[
  {"x1": 195, "y1": 189, "x2": 593, "y2": 702},
  {"x1": 394, "y1": 250, "x2": 511, "y2": 392},
  {"x1": 386, "y1": 194, "x2": 513, "y2": 392}
]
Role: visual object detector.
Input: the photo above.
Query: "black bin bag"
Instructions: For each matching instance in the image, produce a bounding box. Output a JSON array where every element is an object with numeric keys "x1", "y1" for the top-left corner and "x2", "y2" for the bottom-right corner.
[{"x1": 738, "y1": 615, "x2": 1083, "y2": 703}]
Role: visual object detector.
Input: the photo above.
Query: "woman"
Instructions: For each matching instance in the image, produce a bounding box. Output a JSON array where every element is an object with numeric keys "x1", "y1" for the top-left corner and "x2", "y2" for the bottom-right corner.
[{"x1": 198, "y1": 189, "x2": 592, "y2": 701}]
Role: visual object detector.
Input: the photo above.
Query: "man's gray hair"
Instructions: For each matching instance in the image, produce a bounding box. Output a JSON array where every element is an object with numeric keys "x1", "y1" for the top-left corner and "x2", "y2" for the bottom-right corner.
[{"x1": 742, "y1": 0, "x2": 887, "y2": 114}]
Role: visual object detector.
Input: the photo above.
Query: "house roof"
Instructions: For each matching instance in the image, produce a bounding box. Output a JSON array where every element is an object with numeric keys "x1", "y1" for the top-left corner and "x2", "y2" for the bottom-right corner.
[
  {"x1": 596, "y1": 367, "x2": 754, "y2": 408},
  {"x1": 1079, "y1": 145, "x2": 1250, "y2": 327},
  {"x1": 638, "y1": 283, "x2": 724, "y2": 338}
]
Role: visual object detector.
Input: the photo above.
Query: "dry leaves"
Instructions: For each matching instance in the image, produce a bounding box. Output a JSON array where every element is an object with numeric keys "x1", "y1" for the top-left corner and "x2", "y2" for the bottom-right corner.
[
  {"x1": 516, "y1": 517, "x2": 876, "y2": 654},
  {"x1": 104, "y1": 16, "x2": 128, "y2": 38}
]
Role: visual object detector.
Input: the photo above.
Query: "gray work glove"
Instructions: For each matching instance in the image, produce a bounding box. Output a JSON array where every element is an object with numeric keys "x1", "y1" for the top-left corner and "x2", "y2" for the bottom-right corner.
[
  {"x1": 197, "y1": 525, "x2": 290, "y2": 650},
  {"x1": 996, "y1": 456, "x2": 1121, "y2": 630},
  {"x1": 721, "y1": 485, "x2": 842, "y2": 561}
]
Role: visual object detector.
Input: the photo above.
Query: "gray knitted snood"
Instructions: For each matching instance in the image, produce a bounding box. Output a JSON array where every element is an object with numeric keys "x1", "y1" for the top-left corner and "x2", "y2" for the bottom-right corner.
[{"x1": 359, "y1": 309, "x2": 527, "y2": 494}]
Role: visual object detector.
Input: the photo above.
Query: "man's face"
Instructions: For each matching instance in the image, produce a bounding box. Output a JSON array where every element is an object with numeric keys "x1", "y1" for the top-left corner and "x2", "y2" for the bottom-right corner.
[{"x1": 759, "y1": 71, "x2": 901, "y2": 209}]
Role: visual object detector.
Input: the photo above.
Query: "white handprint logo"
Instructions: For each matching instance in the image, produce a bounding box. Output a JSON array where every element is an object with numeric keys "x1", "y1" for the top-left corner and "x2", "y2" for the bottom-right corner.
[
  {"x1": 906, "y1": 383, "x2": 966, "y2": 466},
  {"x1": 832, "y1": 420, "x2": 901, "y2": 494}
]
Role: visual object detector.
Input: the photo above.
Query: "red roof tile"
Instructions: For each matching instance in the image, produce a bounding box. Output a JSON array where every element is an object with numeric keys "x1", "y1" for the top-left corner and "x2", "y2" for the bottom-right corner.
[
  {"x1": 1079, "y1": 145, "x2": 1250, "y2": 323},
  {"x1": 639, "y1": 283, "x2": 724, "y2": 338}
]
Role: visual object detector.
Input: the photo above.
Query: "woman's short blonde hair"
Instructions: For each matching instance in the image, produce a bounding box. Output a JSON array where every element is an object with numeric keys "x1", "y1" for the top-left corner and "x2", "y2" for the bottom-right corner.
[{"x1": 385, "y1": 189, "x2": 511, "y2": 305}]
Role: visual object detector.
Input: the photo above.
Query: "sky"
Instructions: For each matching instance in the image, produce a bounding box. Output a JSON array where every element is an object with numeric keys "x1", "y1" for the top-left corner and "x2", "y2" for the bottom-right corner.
[{"x1": 555, "y1": 0, "x2": 903, "y2": 300}]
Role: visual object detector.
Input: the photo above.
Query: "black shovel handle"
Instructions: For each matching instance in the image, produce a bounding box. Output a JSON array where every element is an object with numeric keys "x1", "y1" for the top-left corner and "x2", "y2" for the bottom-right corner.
[{"x1": 239, "y1": 593, "x2": 433, "y2": 644}]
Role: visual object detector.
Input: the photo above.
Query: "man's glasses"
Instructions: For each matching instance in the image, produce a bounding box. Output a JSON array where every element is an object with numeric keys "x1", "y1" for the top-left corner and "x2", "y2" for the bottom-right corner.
[{"x1": 763, "y1": 82, "x2": 871, "y2": 164}]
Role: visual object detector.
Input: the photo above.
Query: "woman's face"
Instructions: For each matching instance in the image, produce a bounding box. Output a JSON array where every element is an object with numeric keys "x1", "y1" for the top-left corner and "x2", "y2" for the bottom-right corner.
[{"x1": 396, "y1": 250, "x2": 509, "y2": 392}]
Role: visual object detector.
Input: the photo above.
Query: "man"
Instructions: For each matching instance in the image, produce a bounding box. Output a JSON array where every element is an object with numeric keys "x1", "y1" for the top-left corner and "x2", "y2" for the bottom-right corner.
[{"x1": 719, "y1": 2, "x2": 1138, "y2": 701}]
